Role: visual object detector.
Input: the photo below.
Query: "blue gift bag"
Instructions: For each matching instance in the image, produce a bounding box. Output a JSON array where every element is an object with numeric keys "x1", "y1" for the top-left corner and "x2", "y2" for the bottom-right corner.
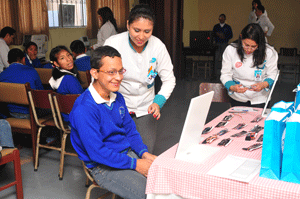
[
  {"x1": 271, "y1": 101, "x2": 294, "y2": 113},
  {"x1": 281, "y1": 112, "x2": 300, "y2": 184},
  {"x1": 260, "y1": 111, "x2": 291, "y2": 180}
]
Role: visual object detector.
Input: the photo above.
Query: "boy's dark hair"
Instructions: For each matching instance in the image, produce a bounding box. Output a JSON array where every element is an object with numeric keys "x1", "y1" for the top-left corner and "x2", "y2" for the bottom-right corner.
[
  {"x1": 8, "y1": 48, "x2": 25, "y2": 64},
  {"x1": 0, "y1": 26, "x2": 16, "y2": 38},
  {"x1": 90, "y1": 46, "x2": 121, "y2": 69},
  {"x1": 70, "y1": 40, "x2": 86, "y2": 54}
]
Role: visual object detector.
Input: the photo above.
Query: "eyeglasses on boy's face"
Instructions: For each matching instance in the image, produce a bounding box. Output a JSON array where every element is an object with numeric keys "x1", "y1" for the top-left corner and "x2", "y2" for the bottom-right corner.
[{"x1": 97, "y1": 68, "x2": 127, "y2": 76}]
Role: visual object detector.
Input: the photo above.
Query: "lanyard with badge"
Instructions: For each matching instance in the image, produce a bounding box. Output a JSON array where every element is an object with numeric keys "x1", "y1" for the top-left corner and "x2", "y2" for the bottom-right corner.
[
  {"x1": 254, "y1": 60, "x2": 266, "y2": 82},
  {"x1": 145, "y1": 58, "x2": 158, "y2": 85}
]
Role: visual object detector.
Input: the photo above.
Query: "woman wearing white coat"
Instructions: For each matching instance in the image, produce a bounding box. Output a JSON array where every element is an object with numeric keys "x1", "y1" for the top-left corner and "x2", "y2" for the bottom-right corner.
[
  {"x1": 220, "y1": 23, "x2": 278, "y2": 108},
  {"x1": 92, "y1": 7, "x2": 117, "y2": 50},
  {"x1": 104, "y1": 4, "x2": 176, "y2": 153}
]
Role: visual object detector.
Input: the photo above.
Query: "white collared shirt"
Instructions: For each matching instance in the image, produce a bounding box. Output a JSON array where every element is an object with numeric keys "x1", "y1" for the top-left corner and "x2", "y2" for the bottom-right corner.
[{"x1": 88, "y1": 84, "x2": 116, "y2": 107}]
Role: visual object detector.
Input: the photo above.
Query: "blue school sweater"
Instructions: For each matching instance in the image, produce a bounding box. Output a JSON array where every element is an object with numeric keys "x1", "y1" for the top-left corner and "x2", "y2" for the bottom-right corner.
[
  {"x1": 74, "y1": 55, "x2": 91, "y2": 71},
  {"x1": 0, "y1": 63, "x2": 44, "y2": 114},
  {"x1": 70, "y1": 89, "x2": 148, "y2": 169}
]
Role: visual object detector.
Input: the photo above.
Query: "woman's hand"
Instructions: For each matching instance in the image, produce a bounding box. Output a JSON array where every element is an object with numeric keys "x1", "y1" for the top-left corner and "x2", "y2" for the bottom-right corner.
[
  {"x1": 249, "y1": 82, "x2": 269, "y2": 92},
  {"x1": 148, "y1": 103, "x2": 161, "y2": 120},
  {"x1": 229, "y1": 84, "x2": 248, "y2": 93}
]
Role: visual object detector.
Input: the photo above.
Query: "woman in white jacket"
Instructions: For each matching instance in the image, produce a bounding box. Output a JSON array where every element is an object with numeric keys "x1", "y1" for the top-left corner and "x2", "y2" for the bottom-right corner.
[
  {"x1": 220, "y1": 23, "x2": 278, "y2": 108},
  {"x1": 104, "y1": 4, "x2": 176, "y2": 153},
  {"x1": 92, "y1": 7, "x2": 117, "y2": 50}
]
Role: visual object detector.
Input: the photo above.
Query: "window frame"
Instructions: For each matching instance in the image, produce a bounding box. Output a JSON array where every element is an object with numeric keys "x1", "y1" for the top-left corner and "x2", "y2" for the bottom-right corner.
[{"x1": 46, "y1": 0, "x2": 87, "y2": 28}]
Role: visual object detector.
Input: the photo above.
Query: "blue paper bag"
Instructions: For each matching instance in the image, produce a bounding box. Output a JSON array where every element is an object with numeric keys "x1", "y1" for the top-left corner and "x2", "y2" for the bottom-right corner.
[
  {"x1": 294, "y1": 84, "x2": 300, "y2": 110},
  {"x1": 281, "y1": 112, "x2": 300, "y2": 183},
  {"x1": 271, "y1": 101, "x2": 294, "y2": 113},
  {"x1": 260, "y1": 111, "x2": 291, "y2": 180}
]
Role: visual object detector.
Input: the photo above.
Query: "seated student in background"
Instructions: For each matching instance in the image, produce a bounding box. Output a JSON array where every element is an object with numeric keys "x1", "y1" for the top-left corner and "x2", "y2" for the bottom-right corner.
[
  {"x1": 220, "y1": 23, "x2": 278, "y2": 108},
  {"x1": 49, "y1": 45, "x2": 84, "y2": 122},
  {"x1": 70, "y1": 40, "x2": 91, "y2": 71},
  {"x1": 0, "y1": 48, "x2": 44, "y2": 118},
  {"x1": 70, "y1": 46, "x2": 156, "y2": 199},
  {"x1": 0, "y1": 119, "x2": 14, "y2": 148},
  {"x1": 24, "y1": 41, "x2": 52, "y2": 69}
]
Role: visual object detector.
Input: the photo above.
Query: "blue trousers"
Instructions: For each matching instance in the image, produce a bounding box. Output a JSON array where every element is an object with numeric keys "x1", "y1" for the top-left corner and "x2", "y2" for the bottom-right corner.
[
  {"x1": 0, "y1": 119, "x2": 14, "y2": 148},
  {"x1": 90, "y1": 150, "x2": 147, "y2": 199}
]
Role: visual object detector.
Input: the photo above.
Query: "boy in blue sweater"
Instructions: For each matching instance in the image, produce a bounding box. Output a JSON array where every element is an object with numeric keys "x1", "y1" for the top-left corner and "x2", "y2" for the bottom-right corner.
[
  {"x1": 0, "y1": 48, "x2": 44, "y2": 118},
  {"x1": 70, "y1": 40, "x2": 91, "y2": 71},
  {"x1": 70, "y1": 46, "x2": 156, "y2": 199}
]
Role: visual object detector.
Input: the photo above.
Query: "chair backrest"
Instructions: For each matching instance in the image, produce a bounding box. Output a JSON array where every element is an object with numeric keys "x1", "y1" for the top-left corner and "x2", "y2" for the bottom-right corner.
[
  {"x1": 78, "y1": 70, "x2": 91, "y2": 89},
  {"x1": 0, "y1": 82, "x2": 30, "y2": 105},
  {"x1": 279, "y1": 48, "x2": 298, "y2": 56},
  {"x1": 35, "y1": 68, "x2": 52, "y2": 85},
  {"x1": 27, "y1": 88, "x2": 57, "y2": 127},
  {"x1": 52, "y1": 93, "x2": 80, "y2": 115},
  {"x1": 199, "y1": 82, "x2": 231, "y2": 103}
]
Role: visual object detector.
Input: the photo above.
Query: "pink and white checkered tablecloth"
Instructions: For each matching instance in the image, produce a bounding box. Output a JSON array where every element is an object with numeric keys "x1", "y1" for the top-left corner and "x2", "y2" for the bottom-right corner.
[{"x1": 146, "y1": 107, "x2": 300, "y2": 199}]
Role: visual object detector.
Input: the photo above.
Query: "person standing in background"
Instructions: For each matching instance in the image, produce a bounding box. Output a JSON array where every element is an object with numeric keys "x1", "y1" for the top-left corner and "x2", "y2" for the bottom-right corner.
[
  {"x1": 248, "y1": 0, "x2": 267, "y2": 24},
  {"x1": 255, "y1": 4, "x2": 274, "y2": 41},
  {"x1": 213, "y1": 14, "x2": 233, "y2": 79},
  {"x1": 0, "y1": 26, "x2": 16, "y2": 72},
  {"x1": 91, "y1": 7, "x2": 118, "y2": 50}
]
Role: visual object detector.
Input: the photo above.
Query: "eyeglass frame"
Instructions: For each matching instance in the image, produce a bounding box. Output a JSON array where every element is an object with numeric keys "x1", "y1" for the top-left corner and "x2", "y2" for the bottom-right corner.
[{"x1": 97, "y1": 68, "x2": 127, "y2": 76}]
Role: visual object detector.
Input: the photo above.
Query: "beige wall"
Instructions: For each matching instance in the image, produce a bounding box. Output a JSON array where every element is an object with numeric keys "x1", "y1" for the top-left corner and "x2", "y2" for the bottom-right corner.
[{"x1": 183, "y1": 0, "x2": 300, "y2": 52}]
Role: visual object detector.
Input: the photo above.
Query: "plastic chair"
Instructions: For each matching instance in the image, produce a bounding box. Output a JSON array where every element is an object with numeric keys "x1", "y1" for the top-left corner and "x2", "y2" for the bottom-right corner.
[
  {"x1": 199, "y1": 82, "x2": 231, "y2": 103},
  {"x1": 0, "y1": 82, "x2": 37, "y2": 165},
  {"x1": 50, "y1": 92, "x2": 80, "y2": 180},
  {"x1": 0, "y1": 148, "x2": 23, "y2": 199},
  {"x1": 82, "y1": 162, "x2": 116, "y2": 199},
  {"x1": 278, "y1": 48, "x2": 299, "y2": 83},
  {"x1": 27, "y1": 88, "x2": 62, "y2": 172}
]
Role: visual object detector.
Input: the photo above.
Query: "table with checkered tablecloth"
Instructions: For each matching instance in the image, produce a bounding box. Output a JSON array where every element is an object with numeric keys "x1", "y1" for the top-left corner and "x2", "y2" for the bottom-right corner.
[{"x1": 146, "y1": 107, "x2": 300, "y2": 199}]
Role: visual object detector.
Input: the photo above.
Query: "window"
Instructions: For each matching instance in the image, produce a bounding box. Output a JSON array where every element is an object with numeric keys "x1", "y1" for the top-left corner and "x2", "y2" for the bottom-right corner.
[{"x1": 47, "y1": 0, "x2": 87, "y2": 28}]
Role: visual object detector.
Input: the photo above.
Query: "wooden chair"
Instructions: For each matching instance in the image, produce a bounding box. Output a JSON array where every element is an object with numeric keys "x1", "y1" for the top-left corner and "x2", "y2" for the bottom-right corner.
[
  {"x1": 82, "y1": 161, "x2": 116, "y2": 199},
  {"x1": 78, "y1": 70, "x2": 92, "y2": 89},
  {"x1": 199, "y1": 82, "x2": 231, "y2": 103},
  {"x1": 35, "y1": 68, "x2": 52, "y2": 85},
  {"x1": 192, "y1": 60, "x2": 212, "y2": 79},
  {"x1": 278, "y1": 48, "x2": 299, "y2": 83},
  {"x1": 50, "y1": 92, "x2": 80, "y2": 180},
  {"x1": 0, "y1": 148, "x2": 23, "y2": 199},
  {"x1": 27, "y1": 88, "x2": 62, "y2": 172},
  {"x1": 0, "y1": 82, "x2": 37, "y2": 165}
]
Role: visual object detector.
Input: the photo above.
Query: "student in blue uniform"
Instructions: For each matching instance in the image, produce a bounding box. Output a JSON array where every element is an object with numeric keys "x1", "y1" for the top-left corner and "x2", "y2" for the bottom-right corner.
[
  {"x1": 70, "y1": 46, "x2": 156, "y2": 199},
  {"x1": 49, "y1": 45, "x2": 84, "y2": 122},
  {"x1": 70, "y1": 40, "x2": 91, "y2": 71},
  {"x1": 0, "y1": 48, "x2": 44, "y2": 118},
  {"x1": 24, "y1": 42, "x2": 52, "y2": 69}
]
